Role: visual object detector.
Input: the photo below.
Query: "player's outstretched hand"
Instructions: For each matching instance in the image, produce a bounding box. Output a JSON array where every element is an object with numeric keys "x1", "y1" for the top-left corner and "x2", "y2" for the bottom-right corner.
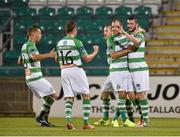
[{"x1": 49, "y1": 48, "x2": 56, "y2": 58}]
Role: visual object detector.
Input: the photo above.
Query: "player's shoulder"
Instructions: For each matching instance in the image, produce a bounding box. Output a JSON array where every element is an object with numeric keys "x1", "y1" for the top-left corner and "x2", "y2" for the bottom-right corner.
[
  {"x1": 73, "y1": 37, "x2": 83, "y2": 46},
  {"x1": 26, "y1": 41, "x2": 35, "y2": 47},
  {"x1": 61, "y1": 36, "x2": 81, "y2": 43},
  {"x1": 136, "y1": 31, "x2": 145, "y2": 37},
  {"x1": 22, "y1": 41, "x2": 33, "y2": 49},
  {"x1": 107, "y1": 35, "x2": 115, "y2": 43}
]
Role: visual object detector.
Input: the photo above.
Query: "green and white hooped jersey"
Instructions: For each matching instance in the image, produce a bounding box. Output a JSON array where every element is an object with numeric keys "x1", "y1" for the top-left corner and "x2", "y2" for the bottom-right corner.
[
  {"x1": 21, "y1": 41, "x2": 43, "y2": 83},
  {"x1": 107, "y1": 35, "x2": 129, "y2": 72},
  {"x1": 106, "y1": 40, "x2": 111, "y2": 65},
  {"x1": 56, "y1": 36, "x2": 88, "y2": 67},
  {"x1": 128, "y1": 32, "x2": 149, "y2": 72}
]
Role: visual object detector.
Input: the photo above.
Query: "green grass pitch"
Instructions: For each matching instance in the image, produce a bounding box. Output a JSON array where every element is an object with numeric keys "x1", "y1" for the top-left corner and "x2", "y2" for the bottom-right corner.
[{"x1": 0, "y1": 117, "x2": 180, "y2": 136}]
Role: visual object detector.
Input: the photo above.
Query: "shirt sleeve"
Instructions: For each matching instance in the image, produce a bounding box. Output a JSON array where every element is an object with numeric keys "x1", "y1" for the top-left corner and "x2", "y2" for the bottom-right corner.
[
  {"x1": 27, "y1": 43, "x2": 38, "y2": 58},
  {"x1": 75, "y1": 39, "x2": 88, "y2": 57},
  {"x1": 134, "y1": 32, "x2": 144, "y2": 43},
  {"x1": 107, "y1": 36, "x2": 115, "y2": 54}
]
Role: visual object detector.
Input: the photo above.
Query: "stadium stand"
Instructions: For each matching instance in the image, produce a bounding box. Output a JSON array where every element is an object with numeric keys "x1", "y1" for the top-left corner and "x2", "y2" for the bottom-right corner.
[{"x1": 1, "y1": 0, "x2": 180, "y2": 77}]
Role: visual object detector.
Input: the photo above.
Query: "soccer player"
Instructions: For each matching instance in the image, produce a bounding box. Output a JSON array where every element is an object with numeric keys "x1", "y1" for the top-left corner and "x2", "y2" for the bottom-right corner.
[
  {"x1": 108, "y1": 19, "x2": 136, "y2": 127},
  {"x1": 93, "y1": 24, "x2": 114, "y2": 127},
  {"x1": 114, "y1": 15, "x2": 149, "y2": 127},
  {"x1": 18, "y1": 26, "x2": 60, "y2": 127},
  {"x1": 55, "y1": 20, "x2": 99, "y2": 130}
]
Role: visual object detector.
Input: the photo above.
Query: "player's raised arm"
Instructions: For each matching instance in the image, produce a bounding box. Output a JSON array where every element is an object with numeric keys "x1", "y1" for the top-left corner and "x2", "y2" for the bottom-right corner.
[{"x1": 82, "y1": 45, "x2": 99, "y2": 63}]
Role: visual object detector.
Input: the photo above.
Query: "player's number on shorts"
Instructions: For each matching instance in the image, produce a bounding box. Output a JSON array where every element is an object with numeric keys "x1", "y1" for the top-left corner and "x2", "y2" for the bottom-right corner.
[{"x1": 60, "y1": 50, "x2": 73, "y2": 65}]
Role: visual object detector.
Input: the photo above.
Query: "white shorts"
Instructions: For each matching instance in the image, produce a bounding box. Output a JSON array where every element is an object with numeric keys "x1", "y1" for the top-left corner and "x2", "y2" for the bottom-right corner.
[
  {"x1": 131, "y1": 70, "x2": 149, "y2": 92},
  {"x1": 27, "y1": 78, "x2": 55, "y2": 98},
  {"x1": 61, "y1": 67, "x2": 90, "y2": 98},
  {"x1": 110, "y1": 71, "x2": 133, "y2": 92},
  {"x1": 101, "y1": 75, "x2": 113, "y2": 92}
]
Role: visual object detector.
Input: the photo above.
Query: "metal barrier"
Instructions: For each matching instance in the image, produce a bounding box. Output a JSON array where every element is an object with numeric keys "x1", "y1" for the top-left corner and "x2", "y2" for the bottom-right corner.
[{"x1": 0, "y1": 8, "x2": 13, "y2": 66}]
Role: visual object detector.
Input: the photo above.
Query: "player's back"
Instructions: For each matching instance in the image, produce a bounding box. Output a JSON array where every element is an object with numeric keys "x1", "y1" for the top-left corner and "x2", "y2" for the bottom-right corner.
[{"x1": 56, "y1": 36, "x2": 86, "y2": 67}]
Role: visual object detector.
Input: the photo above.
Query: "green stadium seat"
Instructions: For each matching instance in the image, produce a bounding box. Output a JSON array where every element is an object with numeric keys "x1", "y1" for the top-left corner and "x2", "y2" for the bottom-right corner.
[
  {"x1": 38, "y1": 34, "x2": 55, "y2": 52},
  {"x1": 41, "y1": 34, "x2": 55, "y2": 45},
  {"x1": 77, "y1": 19, "x2": 93, "y2": 33},
  {"x1": 95, "y1": 6, "x2": 113, "y2": 18},
  {"x1": 14, "y1": 19, "x2": 37, "y2": 33},
  {"x1": 0, "y1": 0, "x2": 10, "y2": 7},
  {"x1": 115, "y1": 6, "x2": 132, "y2": 17},
  {"x1": 134, "y1": 6, "x2": 152, "y2": 31},
  {"x1": 39, "y1": 7, "x2": 56, "y2": 19},
  {"x1": 10, "y1": 0, "x2": 29, "y2": 8},
  {"x1": 54, "y1": 20, "x2": 67, "y2": 33},
  {"x1": 54, "y1": 35, "x2": 63, "y2": 44},
  {"x1": 38, "y1": 20, "x2": 54, "y2": 32},
  {"x1": 14, "y1": 34, "x2": 27, "y2": 49},
  {"x1": 80, "y1": 34, "x2": 104, "y2": 46},
  {"x1": 3, "y1": 50, "x2": 20, "y2": 66},
  {"x1": 137, "y1": 17, "x2": 151, "y2": 31},
  {"x1": 13, "y1": 7, "x2": 36, "y2": 18},
  {"x1": 14, "y1": 23, "x2": 26, "y2": 32},
  {"x1": 57, "y1": 7, "x2": 75, "y2": 19},
  {"x1": 81, "y1": 35, "x2": 94, "y2": 45},
  {"x1": 76, "y1": 6, "x2": 93, "y2": 18},
  {"x1": 95, "y1": 19, "x2": 111, "y2": 31},
  {"x1": 91, "y1": 34, "x2": 104, "y2": 45},
  {"x1": 134, "y1": 6, "x2": 152, "y2": 17},
  {"x1": 114, "y1": 6, "x2": 133, "y2": 30}
]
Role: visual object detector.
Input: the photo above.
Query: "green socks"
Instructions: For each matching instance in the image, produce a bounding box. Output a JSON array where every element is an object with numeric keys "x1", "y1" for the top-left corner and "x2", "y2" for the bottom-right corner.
[
  {"x1": 83, "y1": 99, "x2": 91, "y2": 125},
  {"x1": 139, "y1": 99, "x2": 149, "y2": 123},
  {"x1": 126, "y1": 99, "x2": 135, "y2": 122},
  {"x1": 39, "y1": 96, "x2": 54, "y2": 119},
  {"x1": 65, "y1": 98, "x2": 73, "y2": 123},
  {"x1": 102, "y1": 98, "x2": 110, "y2": 120},
  {"x1": 118, "y1": 97, "x2": 127, "y2": 122}
]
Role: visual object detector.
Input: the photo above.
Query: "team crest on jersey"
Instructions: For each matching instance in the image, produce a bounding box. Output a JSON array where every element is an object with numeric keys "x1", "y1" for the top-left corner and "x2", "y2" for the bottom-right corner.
[{"x1": 63, "y1": 41, "x2": 67, "y2": 45}]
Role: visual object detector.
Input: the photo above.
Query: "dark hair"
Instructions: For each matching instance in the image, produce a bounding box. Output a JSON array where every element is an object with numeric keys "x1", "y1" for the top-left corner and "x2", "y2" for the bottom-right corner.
[
  {"x1": 65, "y1": 20, "x2": 76, "y2": 33},
  {"x1": 104, "y1": 23, "x2": 111, "y2": 28},
  {"x1": 111, "y1": 18, "x2": 122, "y2": 26},
  {"x1": 128, "y1": 15, "x2": 138, "y2": 23},
  {"x1": 27, "y1": 26, "x2": 41, "y2": 36}
]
